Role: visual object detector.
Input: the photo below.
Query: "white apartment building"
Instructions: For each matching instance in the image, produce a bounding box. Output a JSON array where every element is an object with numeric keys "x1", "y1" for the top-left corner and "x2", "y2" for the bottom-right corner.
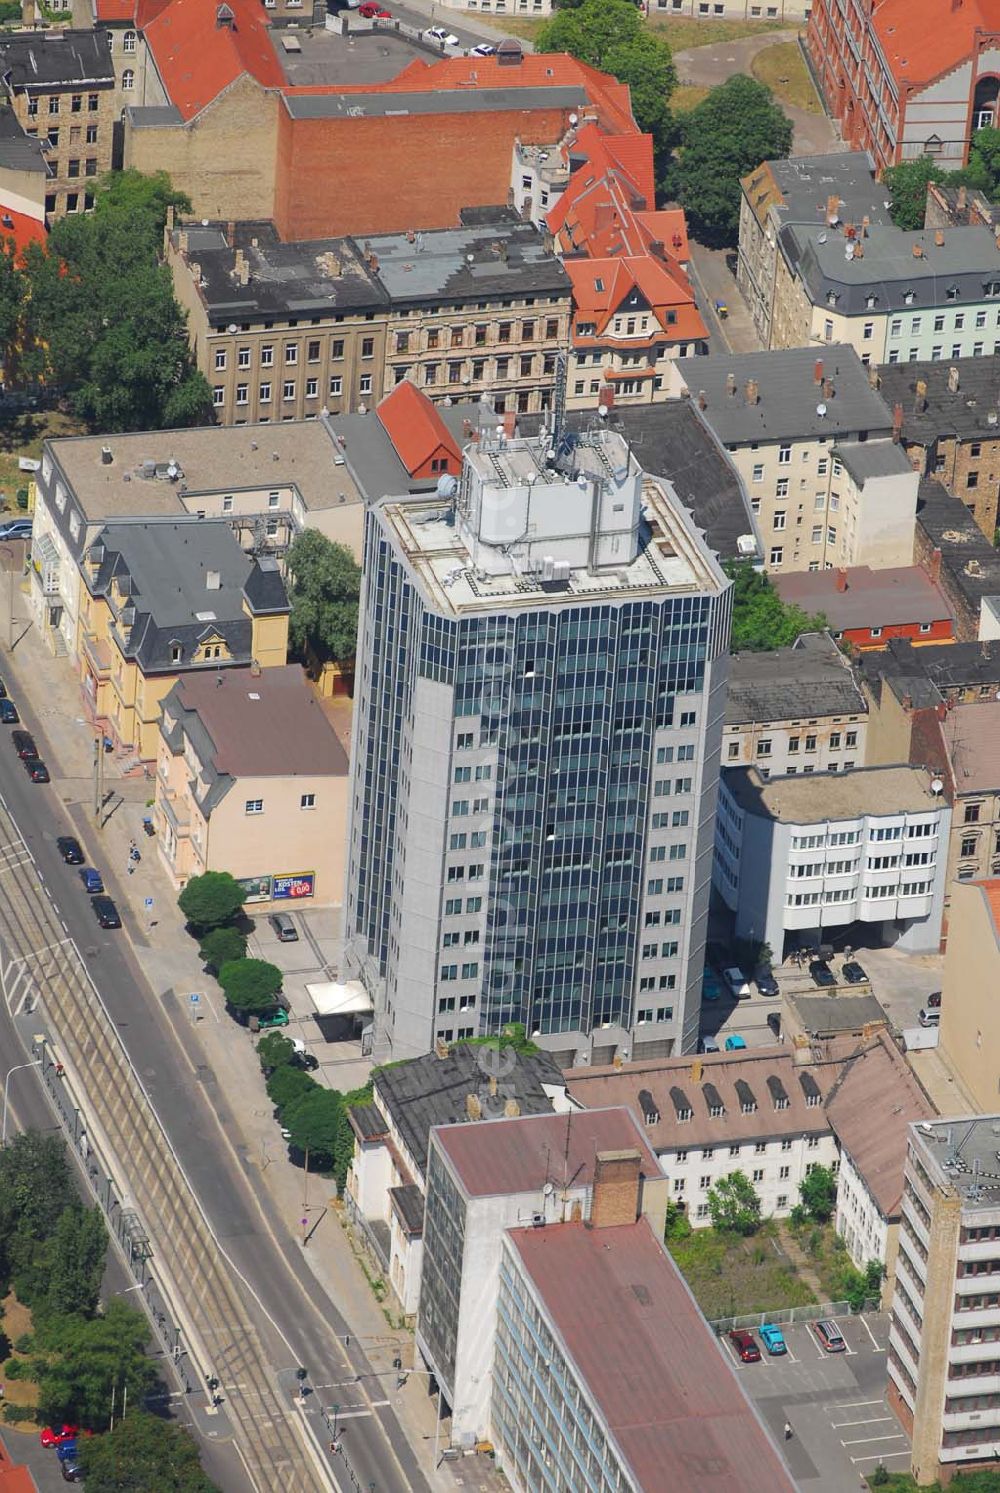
[
  {"x1": 714, "y1": 764, "x2": 952, "y2": 958},
  {"x1": 509, "y1": 137, "x2": 570, "y2": 230},
  {"x1": 724, "y1": 631, "x2": 868, "y2": 778},
  {"x1": 564, "y1": 1049, "x2": 840, "y2": 1226},
  {"x1": 667, "y1": 346, "x2": 917, "y2": 574},
  {"x1": 889, "y1": 1116, "x2": 1000, "y2": 1485}
]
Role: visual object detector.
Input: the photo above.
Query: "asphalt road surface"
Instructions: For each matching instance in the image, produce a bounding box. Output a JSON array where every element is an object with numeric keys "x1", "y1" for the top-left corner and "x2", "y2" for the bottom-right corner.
[{"x1": 0, "y1": 673, "x2": 429, "y2": 1493}]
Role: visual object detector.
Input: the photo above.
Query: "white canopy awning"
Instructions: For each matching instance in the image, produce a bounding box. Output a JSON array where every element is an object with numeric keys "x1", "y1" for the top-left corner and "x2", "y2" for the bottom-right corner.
[{"x1": 306, "y1": 980, "x2": 372, "y2": 1017}]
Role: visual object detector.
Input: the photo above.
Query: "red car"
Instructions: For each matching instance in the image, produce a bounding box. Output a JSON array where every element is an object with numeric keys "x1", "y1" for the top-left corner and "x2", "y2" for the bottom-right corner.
[
  {"x1": 358, "y1": 2, "x2": 391, "y2": 14},
  {"x1": 40, "y1": 1426, "x2": 79, "y2": 1448},
  {"x1": 728, "y1": 1329, "x2": 761, "y2": 1363}
]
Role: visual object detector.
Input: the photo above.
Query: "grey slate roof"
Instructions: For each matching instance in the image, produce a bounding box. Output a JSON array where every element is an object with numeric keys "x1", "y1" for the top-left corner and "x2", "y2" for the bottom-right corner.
[
  {"x1": 783, "y1": 221, "x2": 1000, "y2": 317},
  {"x1": 675, "y1": 345, "x2": 893, "y2": 445},
  {"x1": 915, "y1": 475, "x2": 1000, "y2": 615},
  {"x1": 763, "y1": 151, "x2": 890, "y2": 232},
  {"x1": 282, "y1": 84, "x2": 587, "y2": 119},
  {"x1": 373, "y1": 1043, "x2": 564, "y2": 1178},
  {"x1": 87, "y1": 520, "x2": 288, "y2": 675},
  {"x1": 832, "y1": 439, "x2": 913, "y2": 483},
  {"x1": 388, "y1": 1183, "x2": 424, "y2": 1236},
  {"x1": 875, "y1": 357, "x2": 1000, "y2": 443},
  {"x1": 788, "y1": 992, "x2": 886, "y2": 1038},
  {"x1": 0, "y1": 30, "x2": 114, "y2": 89},
  {"x1": 0, "y1": 105, "x2": 46, "y2": 173},
  {"x1": 725, "y1": 631, "x2": 867, "y2": 726},
  {"x1": 363, "y1": 221, "x2": 569, "y2": 306},
  {"x1": 861, "y1": 636, "x2": 1000, "y2": 709},
  {"x1": 179, "y1": 231, "x2": 387, "y2": 326}
]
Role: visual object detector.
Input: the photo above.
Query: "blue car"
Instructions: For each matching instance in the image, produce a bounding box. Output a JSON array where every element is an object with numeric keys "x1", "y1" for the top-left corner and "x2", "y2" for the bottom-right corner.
[
  {"x1": 759, "y1": 1323, "x2": 787, "y2": 1355},
  {"x1": 702, "y1": 970, "x2": 723, "y2": 1002},
  {"x1": 56, "y1": 1441, "x2": 79, "y2": 1462},
  {"x1": 79, "y1": 867, "x2": 104, "y2": 894},
  {"x1": 724, "y1": 1034, "x2": 747, "y2": 1051}
]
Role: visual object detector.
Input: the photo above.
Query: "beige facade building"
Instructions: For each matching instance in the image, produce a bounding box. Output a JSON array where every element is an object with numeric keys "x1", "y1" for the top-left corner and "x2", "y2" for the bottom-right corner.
[
  {"x1": 939, "y1": 878, "x2": 1000, "y2": 1112},
  {"x1": 155, "y1": 664, "x2": 348, "y2": 904},
  {"x1": 667, "y1": 347, "x2": 917, "y2": 574},
  {"x1": 168, "y1": 218, "x2": 571, "y2": 426},
  {"x1": 0, "y1": 30, "x2": 116, "y2": 219}
]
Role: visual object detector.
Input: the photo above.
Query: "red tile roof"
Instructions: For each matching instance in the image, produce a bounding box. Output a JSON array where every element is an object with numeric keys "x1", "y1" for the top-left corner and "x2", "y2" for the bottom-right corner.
[
  {"x1": 95, "y1": 0, "x2": 136, "y2": 19},
  {"x1": 980, "y1": 878, "x2": 1000, "y2": 939},
  {"x1": 376, "y1": 381, "x2": 460, "y2": 477},
  {"x1": 872, "y1": 0, "x2": 1000, "y2": 87},
  {"x1": 143, "y1": 0, "x2": 284, "y2": 121},
  {"x1": 565, "y1": 254, "x2": 707, "y2": 342},
  {"x1": 773, "y1": 565, "x2": 954, "y2": 631},
  {"x1": 508, "y1": 1220, "x2": 798, "y2": 1493},
  {"x1": 434, "y1": 1106, "x2": 661, "y2": 1197},
  {"x1": 0, "y1": 204, "x2": 45, "y2": 263}
]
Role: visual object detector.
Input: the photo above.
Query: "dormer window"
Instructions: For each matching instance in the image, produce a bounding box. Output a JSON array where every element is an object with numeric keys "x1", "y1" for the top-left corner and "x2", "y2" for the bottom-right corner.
[
  {"x1": 985, "y1": 280, "x2": 1000, "y2": 297},
  {"x1": 946, "y1": 284, "x2": 960, "y2": 300},
  {"x1": 826, "y1": 291, "x2": 838, "y2": 307},
  {"x1": 169, "y1": 640, "x2": 182, "y2": 664},
  {"x1": 865, "y1": 293, "x2": 877, "y2": 309},
  {"x1": 670, "y1": 1085, "x2": 693, "y2": 1122},
  {"x1": 735, "y1": 1079, "x2": 756, "y2": 1115},
  {"x1": 903, "y1": 290, "x2": 915, "y2": 305}
]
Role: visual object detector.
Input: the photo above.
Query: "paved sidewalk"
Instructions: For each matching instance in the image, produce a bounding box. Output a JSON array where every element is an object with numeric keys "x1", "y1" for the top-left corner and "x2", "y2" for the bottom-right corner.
[{"x1": 0, "y1": 612, "x2": 503, "y2": 1491}]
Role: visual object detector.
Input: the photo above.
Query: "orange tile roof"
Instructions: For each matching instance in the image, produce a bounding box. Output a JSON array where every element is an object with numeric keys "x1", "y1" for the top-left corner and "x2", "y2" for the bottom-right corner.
[
  {"x1": 0, "y1": 204, "x2": 45, "y2": 263},
  {"x1": 95, "y1": 0, "x2": 136, "y2": 18},
  {"x1": 872, "y1": 0, "x2": 1000, "y2": 87},
  {"x1": 979, "y1": 878, "x2": 1000, "y2": 940},
  {"x1": 143, "y1": 0, "x2": 284, "y2": 121},
  {"x1": 565, "y1": 254, "x2": 707, "y2": 342},
  {"x1": 376, "y1": 380, "x2": 460, "y2": 477}
]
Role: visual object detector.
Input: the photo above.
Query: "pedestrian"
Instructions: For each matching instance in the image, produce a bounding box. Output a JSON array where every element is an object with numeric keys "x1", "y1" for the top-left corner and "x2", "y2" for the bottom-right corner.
[{"x1": 784, "y1": 1421, "x2": 793, "y2": 1441}]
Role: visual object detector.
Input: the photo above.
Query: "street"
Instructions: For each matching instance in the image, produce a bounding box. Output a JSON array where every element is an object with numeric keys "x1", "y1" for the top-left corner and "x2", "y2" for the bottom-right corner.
[{"x1": 0, "y1": 663, "x2": 430, "y2": 1493}]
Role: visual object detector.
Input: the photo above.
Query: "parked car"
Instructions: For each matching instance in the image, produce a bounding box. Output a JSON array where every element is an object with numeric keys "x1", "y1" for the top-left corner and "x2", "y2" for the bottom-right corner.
[
  {"x1": 698, "y1": 1036, "x2": 720, "y2": 1054},
  {"x1": 809, "y1": 959, "x2": 836, "y2": 988},
  {"x1": 841, "y1": 960, "x2": 869, "y2": 985},
  {"x1": 11, "y1": 729, "x2": 36, "y2": 758},
  {"x1": 702, "y1": 969, "x2": 723, "y2": 1003},
  {"x1": 753, "y1": 966, "x2": 779, "y2": 997},
  {"x1": 358, "y1": 2, "x2": 390, "y2": 14},
  {"x1": 0, "y1": 676, "x2": 7, "y2": 697},
  {"x1": 425, "y1": 24, "x2": 460, "y2": 44},
  {"x1": 759, "y1": 1323, "x2": 787, "y2": 1355},
  {"x1": 56, "y1": 836, "x2": 85, "y2": 864},
  {"x1": 813, "y1": 1319, "x2": 846, "y2": 1352},
  {"x1": 40, "y1": 1426, "x2": 79, "y2": 1449},
  {"x1": 60, "y1": 1464, "x2": 84, "y2": 1484},
  {"x1": 79, "y1": 867, "x2": 104, "y2": 894},
  {"x1": 728, "y1": 1329, "x2": 761, "y2": 1363},
  {"x1": 268, "y1": 912, "x2": 298, "y2": 943},
  {"x1": 0, "y1": 518, "x2": 32, "y2": 542},
  {"x1": 291, "y1": 1036, "x2": 319, "y2": 1071},
  {"x1": 926, "y1": 990, "x2": 942, "y2": 1009},
  {"x1": 0, "y1": 699, "x2": 19, "y2": 724},
  {"x1": 724, "y1": 1034, "x2": 747, "y2": 1051},
  {"x1": 919, "y1": 1007, "x2": 941, "y2": 1027},
  {"x1": 56, "y1": 1442, "x2": 80, "y2": 1463},
  {"x1": 723, "y1": 966, "x2": 751, "y2": 999},
  {"x1": 24, "y1": 756, "x2": 49, "y2": 783},
  {"x1": 91, "y1": 895, "x2": 121, "y2": 929},
  {"x1": 469, "y1": 41, "x2": 495, "y2": 54},
  {"x1": 256, "y1": 1007, "x2": 290, "y2": 1029}
]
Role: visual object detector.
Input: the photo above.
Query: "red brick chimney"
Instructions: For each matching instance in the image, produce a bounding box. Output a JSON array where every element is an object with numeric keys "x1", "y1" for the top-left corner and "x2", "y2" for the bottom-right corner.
[
  {"x1": 929, "y1": 546, "x2": 942, "y2": 583},
  {"x1": 892, "y1": 402, "x2": 904, "y2": 443},
  {"x1": 814, "y1": 358, "x2": 824, "y2": 385},
  {"x1": 836, "y1": 567, "x2": 849, "y2": 592},
  {"x1": 502, "y1": 410, "x2": 517, "y2": 439},
  {"x1": 590, "y1": 1150, "x2": 642, "y2": 1229}
]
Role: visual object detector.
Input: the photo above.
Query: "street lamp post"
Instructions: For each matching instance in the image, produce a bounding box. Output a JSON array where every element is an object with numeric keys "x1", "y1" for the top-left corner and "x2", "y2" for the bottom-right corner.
[{"x1": 2, "y1": 1060, "x2": 42, "y2": 1144}]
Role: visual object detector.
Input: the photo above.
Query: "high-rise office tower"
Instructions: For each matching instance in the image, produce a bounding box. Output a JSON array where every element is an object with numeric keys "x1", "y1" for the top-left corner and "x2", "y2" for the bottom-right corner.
[{"x1": 344, "y1": 409, "x2": 732, "y2": 1062}]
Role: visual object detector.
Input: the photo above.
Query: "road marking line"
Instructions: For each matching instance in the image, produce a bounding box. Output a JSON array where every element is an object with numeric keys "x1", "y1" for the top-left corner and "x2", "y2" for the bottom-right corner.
[
  {"x1": 834, "y1": 1399, "x2": 886, "y2": 1409},
  {"x1": 851, "y1": 1450, "x2": 911, "y2": 1464},
  {"x1": 842, "y1": 1434, "x2": 908, "y2": 1447},
  {"x1": 859, "y1": 1316, "x2": 882, "y2": 1351},
  {"x1": 332, "y1": 1408, "x2": 372, "y2": 1420},
  {"x1": 831, "y1": 1417, "x2": 894, "y2": 1429}
]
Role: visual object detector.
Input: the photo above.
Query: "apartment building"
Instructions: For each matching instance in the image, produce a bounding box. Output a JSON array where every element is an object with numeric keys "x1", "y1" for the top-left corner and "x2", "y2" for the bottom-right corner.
[
  {"x1": 826, "y1": 1032, "x2": 935, "y2": 1300},
  {"x1": 168, "y1": 217, "x2": 570, "y2": 424},
  {"x1": 875, "y1": 358, "x2": 1000, "y2": 542},
  {"x1": 0, "y1": 31, "x2": 115, "y2": 220},
  {"x1": 914, "y1": 476, "x2": 1000, "y2": 640},
  {"x1": 76, "y1": 520, "x2": 289, "y2": 760},
  {"x1": 154, "y1": 665, "x2": 348, "y2": 903},
  {"x1": 888, "y1": 1116, "x2": 1000, "y2": 1484},
  {"x1": 344, "y1": 413, "x2": 732, "y2": 1064},
  {"x1": 807, "y1": 0, "x2": 1000, "y2": 173},
  {"x1": 344, "y1": 1042, "x2": 565, "y2": 1316},
  {"x1": 724, "y1": 631, "x2": 868, "y2": 778},
  {"x1": 565, "y1": 1048, "x2": 840, "y2": 1226},
  {"x1": 714, "y1": 765, "x2": 952, "y2": 959},
  {"x1": 655, "y1": 0, "x2": 808, "y2": 13},
  {"x1": 938, "y1": 878, "x2": 1000, "y2": 1113},
  {"x1": 773, "y1": 566, "x2": 956, "y2": 651},
  {"x1": 667, "y1": 347, "x2": 915, "y2": 574},
  {"x1": 771, "y1": 221, "x2": 1000, "y2": 364}
]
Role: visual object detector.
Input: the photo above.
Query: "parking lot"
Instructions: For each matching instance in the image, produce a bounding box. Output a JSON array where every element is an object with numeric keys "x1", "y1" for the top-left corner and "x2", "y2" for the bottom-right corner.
[{"x1": 723, "y1": 1313, "x2": 910, "y2": 1490}]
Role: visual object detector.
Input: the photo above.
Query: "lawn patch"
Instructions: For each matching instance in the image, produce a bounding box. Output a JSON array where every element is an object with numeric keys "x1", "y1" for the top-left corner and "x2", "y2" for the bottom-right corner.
[
  {"x1": 667, "y1": 1221, "x2": 816, "y2": 1319},
  {"x1": 751, "y1": 38, "x2": 821, "y2": 112}
]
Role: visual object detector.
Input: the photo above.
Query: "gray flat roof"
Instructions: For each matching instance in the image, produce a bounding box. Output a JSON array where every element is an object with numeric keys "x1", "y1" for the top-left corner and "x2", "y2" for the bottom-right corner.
[
  {"x1": 911, "y1": 1116, "x2": 1000, "y2": 1209},
  {"x1": 916, "y1": 476, "x2": 1000, "y2": 611},
  {"x1": 765, "y1": 151, "x2": 890, "y2": 229},
  {"x1": 726, "y1": 632, "x2": 867, "y2": 725},
  {"x1": 0, "y1": 30, "x2": 114, "y2": 88},
  {"x1": 785, "y1": 221, "x2": 1000, "y2": 316},
  {"x1": 177, "y1": 231, "x2": 387, "y2": 324},
  {"x1": 833, "y1": 438, "x2": 913, "y2": 482},
  {"x1": 723, "y1": 763, "x2": 942, "y2": 822},
  {"x1": 675, "y1": 345, "x2": 893, "y2": 445},
  {"x1": 282, "y1": 83, "x2": 586, "y2": 119},
  {"x1": 363, "y1": 221, "x2": 569, "y2": 304}
]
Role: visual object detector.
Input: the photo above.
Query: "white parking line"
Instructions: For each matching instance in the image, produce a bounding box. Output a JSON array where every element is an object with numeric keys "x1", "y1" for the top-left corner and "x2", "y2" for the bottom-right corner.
[
  {"x1": 851, "y1": 1449, "x2": 911, "y2": 1465},
  {"x1": 859, "y1": 1316, "x2": 884, "y2": 1351},
  {"x1": 834, "y1": 1399, "x2": 886, "y2": 1410},
  {"x1": 842, "y1": 1433, "x2": 908, "y2": 1448},
  {"x1": 832, "y1": 1416, "x2": 895, "y2": 1429}
]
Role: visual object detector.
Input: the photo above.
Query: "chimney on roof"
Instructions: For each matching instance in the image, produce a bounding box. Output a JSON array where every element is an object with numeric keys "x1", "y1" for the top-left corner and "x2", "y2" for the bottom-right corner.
[
  {"x1": 234, "y1": 248, "x2": 249, "y2": 287},
  {"x1": 935, "y1": 229, "x2": 945, "y2": 248},
  {"x1": 822, "y1": 377, "x2": 834, "y2": 400},
  {"x1": 915, "y1": 377, "x2": 928, "y2": 414},
  {"x1": 912, "y1": 242, "x2": 924, "y2": 258},
  {"x1": 958, "y1": 184, "x2": 968, "y2": 211},
  {"x1": 868, "y1": 365, "x2": 882, "y2": 390},
  {"x1": 503, "y1": 1098, "x2": 520, "y2": 1118},
  {"x1": 589, "y1": 1150, "x2": 642, "y2": 1230},
  {"x1": 825, "y1": 194, "x2": 840, "y2": 224},
  {"x1": 405, "y1": 227, "x2": 415, "y2": 243},
  {"x1": 249, "y1": 658, "x2": 261, "y2": 677},
  {"x1": 465, "y1": 1093, "x2": 482, "y2": 1122},
  {"x1": 861, "y1": 215, "x2": 870, "y2": 237},
  {"x1": 691, "y1": 1058, "x2": 703, "y2": 1083},
  {"x1": 814, "y1": 358, "x2": 824, "y2": 385},
  {"x1": 745, "y1": 377, "x2": 759, "y2": 406},
  {"x1": 836, "y1": 567, "x2": 849, "y2": 593},
  {"x1": 697, "y1": 389, "x2": 707, "y2": 411},
  {"x1": 166, "y1": 204, "x2": 175, "y2": 233},
  {"x1": 226, "y1": 220, "x2": 236, "y2": 248},
  {"x1": 929, "y1": 545, "x2": 942, "y2": 583},
  {"x1": 503, "y1": 410, "x2": 517, "y2": 440},
  {"x1": 725, "y1": 371, "x2": 737, "y2": 397},
  {"x1": 177, "y1": 228, "x2": 189, "y2": 254},
  {"x1": 892, "y1": 401, "x2": 904, "y2": 442},
  {"x1": 434, "y1": 1037, "x2": 449, "y2": 1060},
  {"x1": 947, "y1": 365, "x2": 960, "y2": 394}
]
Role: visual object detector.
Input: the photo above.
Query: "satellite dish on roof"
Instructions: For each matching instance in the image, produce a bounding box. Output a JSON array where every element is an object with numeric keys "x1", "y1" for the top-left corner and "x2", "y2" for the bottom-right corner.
[
  {"x1": 930, "y1": 777, "x2": 944, "y2": 795},
  {"x1": 436, "y1": 474, "x2": 458, "y2": 500},
  {"x1": 816, "y1": 402, "x2": 827, "y2": 418}
]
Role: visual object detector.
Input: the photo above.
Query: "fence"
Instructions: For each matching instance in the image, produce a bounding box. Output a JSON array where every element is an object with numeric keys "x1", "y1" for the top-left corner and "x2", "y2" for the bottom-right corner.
[{"x1": 709, "y1": 1298, "x2": 880, "y2": 1334}]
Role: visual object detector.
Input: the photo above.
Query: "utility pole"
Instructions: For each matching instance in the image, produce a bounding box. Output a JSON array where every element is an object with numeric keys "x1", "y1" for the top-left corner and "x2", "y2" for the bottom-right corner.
[{"x1": 92, "y1": 734, "x2": 105, "y2": 828}]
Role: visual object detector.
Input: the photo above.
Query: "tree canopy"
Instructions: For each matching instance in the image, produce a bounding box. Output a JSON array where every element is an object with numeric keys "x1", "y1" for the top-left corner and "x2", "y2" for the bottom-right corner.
[
  {"x1": 178, "y1": 872, "x2": 247, "y2": 933},
  {"x1": 798, "y1": 1163, "x2": 837, "y2": 1224},
  {"x1": 197, "y1": 924, "x2": 247, "y2": 973},
  {"x1": 283, "y1": 1087, "x2": 344, "y2": 1169},
  {"x1": 706, "y1": 1170, "x2": 761, "y2": 1235},
  {"x1": 724, "y1": 561, "x2": 827, "y2": 653},
  {"x1": 32, "y1": 1300, "x2": 158, "y2": 1431},
  {"x1": 219, "y1": 958, "x2": 283, "y2": 1015},
  {"x1": 286, "y1": 530, "x2": 362, "y2": 667},
  {"x1": 536, "y1": 0, "x2": 677, "y2": 171},
  {"x1": 884, "y1": 127, "x2": 1000, "y2": 228},
  {"x1": 78, "y1": 1410, "x2": 220, "y2": 1493},
  {"x1": 663, "y1": 75, "x2": 793, "y2": 247},
  {"x1": 20, "y1": 169, "x2": 212, "y2": 431}
]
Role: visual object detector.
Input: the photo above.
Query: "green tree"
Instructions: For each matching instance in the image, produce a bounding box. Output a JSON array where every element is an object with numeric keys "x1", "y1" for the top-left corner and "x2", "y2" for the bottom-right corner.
[
  {"x1": 286, "y1": 530, "x2": 362, "y2": 666},
  {"x1": 31, "y1": 1300, "x2": 157, "y2": 1431},
  {"x1": 724, "y1": 560, "x2": 827, "y2": 652},
  {"x1": 198, "y1": 924, "x2": 247, "y2": 972},
  {"x1": 218, "y1": 958, "x2": 283, "y2": 1016},
  {"x1": 663, "y1": 75, "x2": 793, "y2": 247},
  {"x1": 706, "y1": 1170, "x2": 761, "y2": 1235},
  {"x1": 257, "y1": 1031, "x2": 297, "y2": 1075},
  {"x1": 20, "y1": 170, "x2": 212, "y2": 430},
  {"x1": 78, "y1": 1409, "x2": 220, "y2": 1492},
  {"x1": 0, "y1": 1132, "x2": 75, "y2": 1293},
  {"x1": 0, "y1": 235, "x2": 25, "y2": 380},
  {"x1": 178, "y1": 871, "x2": 247, "y2": 933},
  {"x1": 283, "y1": 1087, "x2": 344, "y2": 1171},
  {"x1": 882, "y1": 157, "x2": 948, "y2": 230},
  {"x1": 42, "y1": 1204, "x2": 107, "y2": 1321},
  {"x1": 537, "y1": 0, "x2": 677, "y2": 169},
  {"x1": 798, "y1": 1163, "x2": 837, "y2": 1223},
  {"x1": 266, "y1": 1064, "x2": 316, "y2": 1116}
]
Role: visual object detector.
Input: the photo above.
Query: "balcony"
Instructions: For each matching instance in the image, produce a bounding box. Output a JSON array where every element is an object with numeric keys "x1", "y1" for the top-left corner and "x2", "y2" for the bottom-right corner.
[
  {"x1": 889, "y1": 1320, "x2": 921, "y2": 1381},
  {"x1": 32, "y1": 532, "x2": 60, "y2": 597},
  {"x1": 157, "y1": 792, "x2": 190, "y2": 839},
  {"x1": 80, "y1": 631, "x2": 112, "y2": 681}
]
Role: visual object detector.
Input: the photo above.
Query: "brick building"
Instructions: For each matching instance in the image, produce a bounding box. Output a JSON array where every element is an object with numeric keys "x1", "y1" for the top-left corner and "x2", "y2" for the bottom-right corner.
[
  {"x1": 914, "y1": 475, "x2": 1000, "y2": 638},
  {"x1": 875, "y1": 358, "x2": 1000, "y2": 542},
  {"x1": 0, "y1": 31, "x2": 116, "y2": 220},
  {"x1": 807, "y1": 0, "x2": 1000, "y2": 173},
  {"x1": 773, "y1": 565, "x2": 956, "y2": 651}
]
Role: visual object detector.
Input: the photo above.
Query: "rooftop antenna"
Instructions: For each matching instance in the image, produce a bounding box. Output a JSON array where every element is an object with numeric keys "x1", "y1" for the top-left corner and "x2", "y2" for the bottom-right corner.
[
  {"x1": 968, "y1": 1156, "x2": 983, "y2": 1202},
  {"x1": 550, "y1": 351, "x2": 568, "y2": 449}
]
